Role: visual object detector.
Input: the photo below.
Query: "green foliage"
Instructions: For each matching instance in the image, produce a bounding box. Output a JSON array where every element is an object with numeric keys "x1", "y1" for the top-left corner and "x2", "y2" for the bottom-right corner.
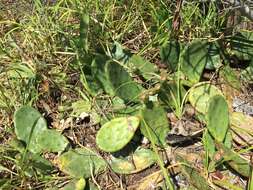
[
  {"x1": 9, "y1": 151, "x2": 55, "y2": 178},
  {"x1": 158, "y1": 81, "x2": 186, "y2": 117},
  {"x1": 62, "y1": 178, "x2": 86, "y2": 190},
  {"x1": 96, "y1": 116, "x2": 140, "y2": 152},
  {"x1": 224, "y1": 130, "x2": 232, "y2": 149},
  {"x1": 220, "y1": 65, "x2": 241, "y2": 90},
  {"x1": 14, "y1": 106, "x2": 47, "y2": 147},
  {"x1": 25, "y1": 152, "x2": 54, "y2": 174},
  {"x1": 105, "y1": 61, "x2": 143, "y2": 102},
  {"x1": 36, "y1": 130, "x2": 69, "y2": 153},
  {"x1": 110, "y1": 148, "x2": 156, "y2": 174},
  {"x1": 140, "y1": 105, "x2": 170, "y2": 146},
  {"x1": 128, "y1": 54, "x2": 158, "y2": 80},
  {"x1": 110, "y1": 42, "x2": 132, "y2": 63},
  {"x1": 6, "y1": 63, "x2": 35, "y2": 79},
  {"x1": 85, "y1": 181, "x2": 99, "y2": 190},
  {"x1": 207, "y1": 95, "x2": 229, "y2": 142},
  {"x1": 90, "y1": 55, "x2": 114, "y2": 95},
  {"x1": 179, "y1": 40, "x2": 208, "y2": 85},
  {"x1": 230, "y1": 31, "x2": 253, "y2": 61},
  {"x1": 203, "y1": 130, "x2": 216, "y2": 159},
  {"x1": 213, "y1": 180, "x2": 244, "y2": 190},
  {"x1": 205, "y1": 42, "x2": 222, "y2": 70},
  {"x1": 241, "y1": 62, "x2": 253, "y2": 83},
  {"x1": 177, "y1": 156, "x2": 212, "y2": 190},
  {"x1": 58, "y1": 148, "x2": 106, "y2": 178},
  {"x1": 247, "y1": 167, "x2": 253, "y2": 190},
  {"x1": 160, "y1": 40, "x2": 181, "y2": 71},
  {"x1": 2, "y1": 1, "x2": 253, "y2": 189},
  {"x1": 71, "y1": 100, "x2": 91, "y2": 117},
  {"x1": 188, "y1": 82, "x2": 222, "y2": 114},
  {"x1": 70, "y1": 99, "x2": 100, "y2": 125},
  {"x1": 215, "y1": 142, "x2": 250, "y2": 177},
  {"x1": 14, "y1": 106, "x2": 68, "y2": 153},
  {"x1": 79, "y1": 13, "x2": 89, "y2": 53}
]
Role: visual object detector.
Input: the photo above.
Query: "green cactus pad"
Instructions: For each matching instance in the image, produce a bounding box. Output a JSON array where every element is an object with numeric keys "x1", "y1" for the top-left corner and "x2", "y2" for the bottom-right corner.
[
  {"x1": 14, "y1": 106, "x2": 68, "y2": 153},
  {"x1": 62, "y1": 178, "x2": 86, "y2": 190},
  {"x1": 57, "y1": 148, "x2": 106, "y2": 178},
  {"x1": 215, "y1": 142, "x2": 250, "y2": 177},
  {"x1": 176, "y1": 155, "x2": 212, "y2": 190},
  {"x1": 180, "y1": 40, "x2": 208, "y2": 85},
  {"x1": 14, "y1": 106, "x2": 48, "y2": 153},
  {"x1": 36, "y1": 130, "x2": 69, "y2": 153},
  {"x1": 140, "y1": 106, "x2": 170, "y2": 146},
  {"x1": 96, "y1": 116, "x2": 140, "y2": 152},
  {"x1": 105, "y1": 61, "x2": 143, "y2": 102},
  {"x1": 110, "y1": 148, "x2": 156, "y2": 174},
  {"x1": 128, "y1": 55, "x2": 158, "y2": 80},
  {"x1": 207, "y1": 95, "x2": 229, "y2": 142},
  {"x1": 188, "y1": 82, "x2": 222, "y2": 114}
]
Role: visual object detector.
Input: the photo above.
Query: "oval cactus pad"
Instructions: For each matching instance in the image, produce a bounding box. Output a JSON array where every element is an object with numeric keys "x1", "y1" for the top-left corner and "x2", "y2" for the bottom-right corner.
[
  {"x1": 110, "y1": 148, "x2": 156, "y2": 174},
  {"x1": 96, "y1": 116, "x2": 140, "y2": 152},
  {"x1": 188, "y1": 82, "x2": 222, "y2": 114}
]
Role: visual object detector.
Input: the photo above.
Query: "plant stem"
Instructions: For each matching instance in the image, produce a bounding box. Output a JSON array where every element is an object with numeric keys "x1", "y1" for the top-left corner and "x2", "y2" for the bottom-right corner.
[{"x1": 142, "y1": 119, "x2": 174, "y2": 190}]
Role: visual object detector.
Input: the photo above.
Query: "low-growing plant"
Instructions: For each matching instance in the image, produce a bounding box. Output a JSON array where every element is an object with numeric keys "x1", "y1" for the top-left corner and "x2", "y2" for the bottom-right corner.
[{"x1": 1, "y1": 0, "x2": 253, "y2": 189}]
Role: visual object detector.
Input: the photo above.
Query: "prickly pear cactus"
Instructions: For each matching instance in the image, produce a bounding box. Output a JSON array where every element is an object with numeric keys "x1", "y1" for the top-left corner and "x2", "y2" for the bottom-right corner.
[
  {"x1": 105, "y1": 61, "x2": 143, "y2": 102},
  {"x1": 14, "y1": 106, "x2": 68, "y2": 153},
  {"x1": 110, "y1": 148, "x2": 156, "y2": 174},
  {"x1": 57, "y1": 148, "x2": 106, "y2": 178},
  {"x1": 188, "y1": 82, "x2": 222, "y2": 114},
  {"x1": 180, "y1": 40, "x2": 208, "y2": 85},
  {"x1": 62, "y1": 178, "x2": 86, "y2": 190},
  {"x1": 207, "y1": 95, "x2": 229, "y2": 142},
  {"x1": 96, "y1": 116, "x2": 140, "y2": 152},
  {"x1": 14, "y1": 106, "x2": 48, "y2": 153},
  {"x1": 140, "y1": 106, "x2": 170, "y2": 146}
]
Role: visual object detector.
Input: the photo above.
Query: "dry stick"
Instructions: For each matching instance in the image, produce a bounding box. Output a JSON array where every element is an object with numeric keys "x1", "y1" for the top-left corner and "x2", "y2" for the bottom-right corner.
[
  {"x1": 223, "y1": 0, "x2": 253, "y2": 21},
  {"x1": 172, "y1": 0, "x2": 183, "y2": 33}
]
